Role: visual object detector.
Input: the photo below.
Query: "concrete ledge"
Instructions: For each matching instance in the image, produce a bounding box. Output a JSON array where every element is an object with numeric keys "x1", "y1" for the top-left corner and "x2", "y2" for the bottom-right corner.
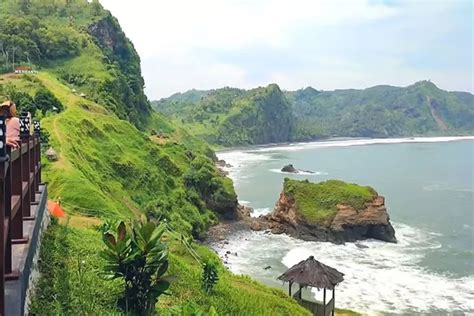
[{"x1": 5, "y1": 185, "x2": 48, "y2": 316}]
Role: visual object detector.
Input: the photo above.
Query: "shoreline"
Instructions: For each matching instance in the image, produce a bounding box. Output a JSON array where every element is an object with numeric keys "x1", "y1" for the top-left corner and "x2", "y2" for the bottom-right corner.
[
  {"x1": 212, "y1": 138, "x2": 474, "y2": 314},
  {"x1": 216, "y1": 135, "x2": 474, "y2": 153}
]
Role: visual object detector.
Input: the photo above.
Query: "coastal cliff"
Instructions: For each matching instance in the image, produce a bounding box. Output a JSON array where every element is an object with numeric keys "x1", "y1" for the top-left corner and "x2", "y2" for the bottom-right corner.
[{"x1": 251, "y1": 179, "x2": 396, "y2": 243}]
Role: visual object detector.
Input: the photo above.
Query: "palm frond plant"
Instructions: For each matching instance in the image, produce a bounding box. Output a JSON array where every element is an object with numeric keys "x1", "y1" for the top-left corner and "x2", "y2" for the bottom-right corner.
[{"x1": 101, "y1": 216, "x2": 170, "y2": 315}]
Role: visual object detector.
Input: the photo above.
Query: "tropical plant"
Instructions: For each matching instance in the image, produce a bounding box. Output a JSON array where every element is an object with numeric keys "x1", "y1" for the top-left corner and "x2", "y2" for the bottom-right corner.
[
  {"x1": 202, "y1": 260, "x2": 219, "y2": 293},
  {"x1": 101, "y1": 217, "x2": 170, "y2": 315}
]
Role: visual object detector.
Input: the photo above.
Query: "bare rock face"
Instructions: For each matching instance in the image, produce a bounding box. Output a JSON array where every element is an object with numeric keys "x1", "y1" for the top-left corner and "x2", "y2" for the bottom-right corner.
[{"x1": 252, "y1": 192, "x2": 396, "y2": 244}]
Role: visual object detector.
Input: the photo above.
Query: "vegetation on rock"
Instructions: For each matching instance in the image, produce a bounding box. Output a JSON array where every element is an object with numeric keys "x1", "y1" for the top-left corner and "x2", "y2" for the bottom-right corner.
[{"x1": 283, "y1": 178, "x2": 377, "y2": 225}]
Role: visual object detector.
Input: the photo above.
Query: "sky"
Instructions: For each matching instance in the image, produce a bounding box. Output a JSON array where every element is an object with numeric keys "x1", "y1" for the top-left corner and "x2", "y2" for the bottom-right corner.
[{"x1": 99, "y1": 0, "x2": 473, "y2": 100}]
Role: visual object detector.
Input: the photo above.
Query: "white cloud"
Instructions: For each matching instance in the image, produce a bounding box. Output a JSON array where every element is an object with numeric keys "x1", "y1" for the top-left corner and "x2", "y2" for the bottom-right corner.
[
  {"x1": 99, "y1": 0, "x2": 472, "y2": 98},
  {"x1": 101, "y1": 0, "x2": 397, "y2": 56}
]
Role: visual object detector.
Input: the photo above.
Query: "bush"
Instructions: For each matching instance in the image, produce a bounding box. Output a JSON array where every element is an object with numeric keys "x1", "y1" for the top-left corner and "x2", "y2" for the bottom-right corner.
[
  {"x1": 202, "y1": 260, "x2": 219, "y2": 293},
  {"x1": 100, "y1": 217, "x2": 171, "y2": 315},
  {"x1": 34, "y1": 88, "x2": 64, "y2": 114}
]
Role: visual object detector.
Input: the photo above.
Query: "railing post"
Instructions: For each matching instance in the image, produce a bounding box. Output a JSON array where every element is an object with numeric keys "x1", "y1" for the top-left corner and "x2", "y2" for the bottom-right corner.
[
  {"x1": 0, "y1": 115, "x2": 9, "y2": 316},
  {"x1": 19, "y1": 114, "x2": 32, "y2": 220},
  {"x1": 29, "y1": 134, "x2": 36, "y2": 205},
  {"x1": 10, "y1": 119, "x2": 24, "y2": 242},
  {"x1": 33, "y1": 121, "x2": 41, "y2": 192}
]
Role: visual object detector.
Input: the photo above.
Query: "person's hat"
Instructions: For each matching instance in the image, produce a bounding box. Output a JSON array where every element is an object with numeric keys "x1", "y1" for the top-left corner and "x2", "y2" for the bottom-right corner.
[{"x1": 0, "y1": 100, "x2": 14, "y2": 107}]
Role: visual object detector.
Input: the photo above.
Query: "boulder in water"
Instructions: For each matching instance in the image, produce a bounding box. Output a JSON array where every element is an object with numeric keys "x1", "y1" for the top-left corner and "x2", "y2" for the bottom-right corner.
[{"x1": 281, "y1": 164, "x2": 298, "y2": 173}]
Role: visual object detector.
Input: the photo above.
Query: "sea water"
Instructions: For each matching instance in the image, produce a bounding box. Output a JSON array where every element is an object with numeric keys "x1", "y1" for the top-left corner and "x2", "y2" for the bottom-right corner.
[{"x1": 214, "y1": 137, "x2": 474, "y2": 315}]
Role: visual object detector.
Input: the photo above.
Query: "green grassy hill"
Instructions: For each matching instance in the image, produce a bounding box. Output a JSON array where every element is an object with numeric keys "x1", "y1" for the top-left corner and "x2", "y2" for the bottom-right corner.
[
  {"x1": 153, "y1": 84, "x2": 295, "y2": 146},
  {"x1": 154, "y1": 81, "x2": 474, "y2": 146},
  {"x1": 0, "y1": 1, "x2": 314, "y2": 314}
]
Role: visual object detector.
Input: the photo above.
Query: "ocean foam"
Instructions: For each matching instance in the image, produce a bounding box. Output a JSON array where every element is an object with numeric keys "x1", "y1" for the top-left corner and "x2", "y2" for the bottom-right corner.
[
  {"x1": 217, "y1": 150, "x2": 273, "y2": 186},
  {"x1": 423, "y1": 184, "x2": 474, "y2": 193},
  {"x1": 252, "y1": 207, "x2": 271, "y2": 217},
  {"x1": 249, "y1": 136, "x2": 474, "y2": 153},
  {"x1": 211, "y1": 223, "x2": 474, "y2": 315},
  {"x1": 269, "y1": 168, "x2": 329, "y2": 176}
]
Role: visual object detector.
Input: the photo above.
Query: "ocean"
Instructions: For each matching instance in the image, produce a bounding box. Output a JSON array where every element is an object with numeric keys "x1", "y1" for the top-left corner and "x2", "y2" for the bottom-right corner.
[{"x1": 214, "y1": 137, "x2": 474, "y2": 315}]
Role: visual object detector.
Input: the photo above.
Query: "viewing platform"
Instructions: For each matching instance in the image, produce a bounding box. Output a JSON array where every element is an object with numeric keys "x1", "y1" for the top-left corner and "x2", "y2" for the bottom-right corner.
[{"x1": 0, "y1": 115, "x2": 47, "y2": 316}]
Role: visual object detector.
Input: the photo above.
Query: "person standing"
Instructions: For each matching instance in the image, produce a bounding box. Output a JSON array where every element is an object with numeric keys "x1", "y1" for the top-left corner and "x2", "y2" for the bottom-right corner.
[{"x1": 0, "y1": 100, "x2": 21, "y2": 148}]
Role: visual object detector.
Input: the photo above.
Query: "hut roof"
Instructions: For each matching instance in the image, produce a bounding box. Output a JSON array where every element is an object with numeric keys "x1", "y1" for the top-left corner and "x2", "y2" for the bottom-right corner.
[{"x1": 277, "y1": 256, "x2": 344, "y2": 290}]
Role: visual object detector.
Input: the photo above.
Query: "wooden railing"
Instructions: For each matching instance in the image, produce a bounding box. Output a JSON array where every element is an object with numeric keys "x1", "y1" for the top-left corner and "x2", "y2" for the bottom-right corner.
[{"x1": 0, "y1": 114, "x2": 42, "y2": 316}]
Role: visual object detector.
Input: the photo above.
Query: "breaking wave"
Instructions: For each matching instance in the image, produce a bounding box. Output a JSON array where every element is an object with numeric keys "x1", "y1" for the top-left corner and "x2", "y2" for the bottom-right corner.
[{"x1": 211, "y1": 223, "x2": 474, "y2": 315}]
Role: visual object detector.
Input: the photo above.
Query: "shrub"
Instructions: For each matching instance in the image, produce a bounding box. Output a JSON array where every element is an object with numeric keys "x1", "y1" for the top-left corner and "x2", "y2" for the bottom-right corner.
[
  {"x1": 202, "y1": 260, "x2": 219, "y2": 293},
  {"x1": 100, "y1": 217, "x2": 170, "y2": 315},
  {"x1": 34, "y1": 88, "x2": 64, "y2": 114}
]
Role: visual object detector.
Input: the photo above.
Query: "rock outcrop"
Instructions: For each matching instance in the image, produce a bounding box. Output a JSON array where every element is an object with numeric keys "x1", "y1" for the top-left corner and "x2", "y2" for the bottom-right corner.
[
  {"x1": 250, "y1": 180, "x2": 397, "y2": 244},
  {"x1": 281, "y1": 164, "x2": 298, "y2": 173},
  {"x1": 281, "y1": 164, "x2": 314, "y2": 174}
]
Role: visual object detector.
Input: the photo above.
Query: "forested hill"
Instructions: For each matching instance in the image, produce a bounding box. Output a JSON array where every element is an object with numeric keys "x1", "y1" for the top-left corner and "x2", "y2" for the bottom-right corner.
[
  {"x1": 0, "y1": 0, "x2": 151, "y2": 128},
  {"x1": 153, "y1": 81, "x2": 474, "y2": 145},
  {"x1": 153, "y1": 84, "x2": 294, "y2": 146},
  {"x1": 288, "y1": 80, "x2": 474, "y2": 140}
]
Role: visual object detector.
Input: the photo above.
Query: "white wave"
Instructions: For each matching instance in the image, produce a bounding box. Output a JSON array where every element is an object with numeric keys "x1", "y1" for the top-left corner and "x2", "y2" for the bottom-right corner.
[
  {"x1": 211, "y1": 222, "x2": 474, "y2": 315},
  {"x1": 217, "y1": 151, "x2": 273, "y2": 185},
  {"x1": 239, "y1": 200, "x2": 251, "y2": 205},
  {"x1": 248, "y1": 136, "x2": 474, "y2": 153},
  {"x1": 269, "y1": 168, "x2": 328, "y2": 176},
  {"x1": 252, "y1": 207, "x2": 271, "y2": 217},
  {"x1": 423, "y1": 184, "x2": 474, "y2": 193}
]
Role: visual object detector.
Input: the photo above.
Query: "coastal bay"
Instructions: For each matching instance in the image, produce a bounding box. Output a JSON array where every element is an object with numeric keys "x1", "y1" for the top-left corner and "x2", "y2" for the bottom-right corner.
[{"x1": 214, "y1": 137, "x2": 474, "y2": 314}]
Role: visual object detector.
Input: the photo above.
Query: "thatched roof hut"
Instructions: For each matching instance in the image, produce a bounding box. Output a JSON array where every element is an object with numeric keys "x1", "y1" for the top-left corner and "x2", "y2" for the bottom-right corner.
[
  {"x1": 278, "y1": 256, "x2": 344, "y2": 316},
  {"x1": 277, "y1": 255, "x2": 344, "y2": 290}
]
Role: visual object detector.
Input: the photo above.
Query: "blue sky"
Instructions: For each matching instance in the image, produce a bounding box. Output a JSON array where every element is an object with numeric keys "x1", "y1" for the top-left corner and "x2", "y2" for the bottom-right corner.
[{"x1": 100, "y1": 0, "x2": 473, "y2": 99}]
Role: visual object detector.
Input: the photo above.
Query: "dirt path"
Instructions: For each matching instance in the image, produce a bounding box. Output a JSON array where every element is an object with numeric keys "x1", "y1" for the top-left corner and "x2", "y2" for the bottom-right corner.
[{"x1": 426, "y1": 96, "x2": 448, "y2": 130}]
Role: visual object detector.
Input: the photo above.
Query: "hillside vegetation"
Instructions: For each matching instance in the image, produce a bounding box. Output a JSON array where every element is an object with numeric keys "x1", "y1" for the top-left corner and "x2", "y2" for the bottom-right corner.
[
  {"x1": 283, "y1": 179, "x2": 377, "y2": 225},
  {"x1": 288, "y1": 81, "x2": 474, "y2": 140},
  {"x1": 154, "y1": 81, "x2": 474, "y2": 146},
  {"x1": 0, "y1": 1, "x2": 312, "y2": 314},
  {"x1": 153, "y1": 84, "x2": 294, "y2": 146}
]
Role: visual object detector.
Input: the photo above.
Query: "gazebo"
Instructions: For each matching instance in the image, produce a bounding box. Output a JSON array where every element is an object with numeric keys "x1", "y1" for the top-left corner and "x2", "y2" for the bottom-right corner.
[{"x1": 277, "y1": 256, "x2": 344, "y2": 316}]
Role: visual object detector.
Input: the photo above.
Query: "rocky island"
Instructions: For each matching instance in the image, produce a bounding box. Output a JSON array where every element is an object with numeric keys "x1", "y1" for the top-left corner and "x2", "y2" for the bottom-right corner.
[
  {"x1": 281, "y1": 164, "x2": 314, "y2": 174},
  {"x1": 249, "y1": 178, "x2": 397, "y2": 243}
]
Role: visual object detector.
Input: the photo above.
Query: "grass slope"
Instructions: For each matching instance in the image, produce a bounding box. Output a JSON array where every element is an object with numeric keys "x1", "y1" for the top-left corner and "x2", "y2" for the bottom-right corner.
[
  {"x1": 0, "y1": 41, "x2": 313, "y2": 316},
  {"x1": 30, "y1": 218, "x2": 312, "y2": 315},
  {"x1": 0, "y1": 1, "x2": 358, "y2": 313},
  {"x1": 0, "y1": 71, "x2": 312, "y2": 315}
]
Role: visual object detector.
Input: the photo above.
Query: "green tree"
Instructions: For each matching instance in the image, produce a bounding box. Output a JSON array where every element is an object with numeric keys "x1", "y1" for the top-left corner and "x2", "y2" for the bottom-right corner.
[{"x1": 34, "y1": 88, "x2": 63, "y2": 114}]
